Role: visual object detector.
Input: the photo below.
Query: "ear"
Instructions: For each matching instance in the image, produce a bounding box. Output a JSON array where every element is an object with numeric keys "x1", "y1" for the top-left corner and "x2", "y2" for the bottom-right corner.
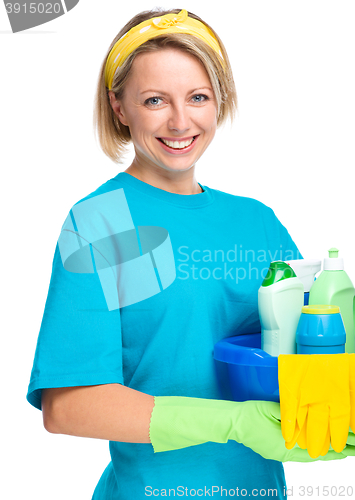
[{"x1": 108, "y1": 91, "x2": 129, "y2": 127}]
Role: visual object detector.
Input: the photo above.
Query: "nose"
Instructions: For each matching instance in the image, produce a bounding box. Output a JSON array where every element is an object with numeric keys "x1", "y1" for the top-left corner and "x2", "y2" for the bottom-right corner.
[{"x1": 167, "y1": 102, "x2": 191, "y2": 134}]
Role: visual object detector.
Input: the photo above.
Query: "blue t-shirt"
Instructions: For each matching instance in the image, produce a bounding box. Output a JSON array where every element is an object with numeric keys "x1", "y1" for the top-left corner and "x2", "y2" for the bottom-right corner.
[{"x1": 27, "y1": 172, "x2": 301, "y2": 499}]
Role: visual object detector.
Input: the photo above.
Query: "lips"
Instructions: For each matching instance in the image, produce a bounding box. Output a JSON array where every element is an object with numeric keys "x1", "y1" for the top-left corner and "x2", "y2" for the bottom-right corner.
[{"x1": 156, "y1": 135, "x2": 199, "y2": 154}]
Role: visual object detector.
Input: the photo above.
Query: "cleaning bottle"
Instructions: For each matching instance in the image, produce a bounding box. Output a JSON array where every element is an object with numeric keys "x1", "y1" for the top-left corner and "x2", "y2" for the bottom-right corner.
[
  {"x1": 258, "y1": 261, "x2": 304, "y2": 356},
  {"x1": 309, "y1": 248, "x2": 355, "y2": 353},
  {"x1": 286, "y1": 259, "x2": 321, "y2": 305},
  {"x1": 296, "y1": 305, "x2": 346, "y2": 354}
]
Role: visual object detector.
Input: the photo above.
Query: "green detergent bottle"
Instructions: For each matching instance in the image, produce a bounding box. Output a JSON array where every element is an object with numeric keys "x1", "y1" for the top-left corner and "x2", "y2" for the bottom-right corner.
[{"x1": 309, "y1": 248, "x2": 355, "y2": 353}]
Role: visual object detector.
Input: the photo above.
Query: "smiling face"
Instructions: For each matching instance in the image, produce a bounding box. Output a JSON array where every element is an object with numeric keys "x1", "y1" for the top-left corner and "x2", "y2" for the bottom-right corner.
[{"x1": 109, "y1": 48, "x2": 218, "y2": 174}]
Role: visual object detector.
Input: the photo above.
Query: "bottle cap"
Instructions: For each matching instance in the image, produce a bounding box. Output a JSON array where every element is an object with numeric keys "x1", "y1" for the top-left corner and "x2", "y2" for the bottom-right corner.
[
  {"x1": 261, "y1": 261, "x2": 296, "y2": 287},
  {"x1": 302, "y1": 305, "x2": 340, "y2": 315},
  {"x1": 324, "y1": 247, "x2": 344, "y2": 271}
]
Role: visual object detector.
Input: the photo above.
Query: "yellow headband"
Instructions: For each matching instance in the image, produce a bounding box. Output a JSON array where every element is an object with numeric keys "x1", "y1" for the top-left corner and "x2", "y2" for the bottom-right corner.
[{"x1": 105, "y1": 9, "x2": 224, "y2": 90}]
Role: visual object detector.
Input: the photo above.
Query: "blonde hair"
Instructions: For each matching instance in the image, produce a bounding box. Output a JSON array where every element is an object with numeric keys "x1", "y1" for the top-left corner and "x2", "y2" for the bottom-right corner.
[{"x1": 93, "y1": 8, "x2": 237, "y2": 164}]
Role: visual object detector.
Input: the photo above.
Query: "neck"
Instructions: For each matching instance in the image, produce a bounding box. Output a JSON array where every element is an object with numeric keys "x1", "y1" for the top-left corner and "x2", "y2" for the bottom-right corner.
[{"x1": 124, "y1": 160, "x2": 203, "y2": 195}]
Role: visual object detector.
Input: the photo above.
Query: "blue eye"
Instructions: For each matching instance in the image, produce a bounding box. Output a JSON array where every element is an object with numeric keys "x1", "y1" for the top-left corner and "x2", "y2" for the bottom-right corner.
[
  {"x1": 192, "y1": 94, "x2": 208, "y2": 103},
  {"x1": 145, "y1": 97, "x2": 163, "y2": 106}
]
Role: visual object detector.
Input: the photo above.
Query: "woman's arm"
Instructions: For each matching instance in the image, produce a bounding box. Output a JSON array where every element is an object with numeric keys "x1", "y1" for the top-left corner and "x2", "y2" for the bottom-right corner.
[
  {"x1": 42, "y1": 384, "x2": 355, "y2": 462},
  {"x1": 42, "y1": 384, "x2": 155, "y2": 443}
]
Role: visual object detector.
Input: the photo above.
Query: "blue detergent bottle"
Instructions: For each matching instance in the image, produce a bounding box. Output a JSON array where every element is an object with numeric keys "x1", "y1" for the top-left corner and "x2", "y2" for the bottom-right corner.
[{"x1": 296, "y1": 305, "x2": 346, "y2": 354}]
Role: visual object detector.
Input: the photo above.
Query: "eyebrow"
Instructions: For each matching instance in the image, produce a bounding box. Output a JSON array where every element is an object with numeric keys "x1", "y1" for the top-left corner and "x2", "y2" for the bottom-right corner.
[{"x1": 140, "y1": 87, "x2": 213, "y2": 95}]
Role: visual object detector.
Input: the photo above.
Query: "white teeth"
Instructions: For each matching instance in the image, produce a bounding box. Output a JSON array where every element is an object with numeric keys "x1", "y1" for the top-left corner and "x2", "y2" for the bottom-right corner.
[{"x1": 161, "y1": 138, "x2": 194, "y2": 149}]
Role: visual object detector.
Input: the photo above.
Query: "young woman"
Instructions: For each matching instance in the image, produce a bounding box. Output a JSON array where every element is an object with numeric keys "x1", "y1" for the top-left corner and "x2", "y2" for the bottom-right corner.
[{"x1": 26, "y1": 8, "x2": 355, "y2": 499}]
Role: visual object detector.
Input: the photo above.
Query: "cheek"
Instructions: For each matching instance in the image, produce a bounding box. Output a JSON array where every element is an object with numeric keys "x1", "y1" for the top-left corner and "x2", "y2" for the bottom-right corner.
[
  {"x1": 129, "y1": 112, "x2": 163, "y2": 142},
  {"x1": 128, "y1": 117, "x2": 160, "y2": 155},
  {"x1": 126, "y1": 116, "x2": 149, "y2": 144},
  {"x1": 198, "y1": 105, "x2": 218, "y2": 132}
]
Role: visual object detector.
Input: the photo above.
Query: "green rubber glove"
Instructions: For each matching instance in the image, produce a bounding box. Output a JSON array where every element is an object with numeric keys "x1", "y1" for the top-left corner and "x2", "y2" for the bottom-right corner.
[
  {"x1": 149, "y1": 396, "x2": 355, "y2": 462},
  {"x1": 347, "y1": 430, "x2": 355, "y2": 446}
]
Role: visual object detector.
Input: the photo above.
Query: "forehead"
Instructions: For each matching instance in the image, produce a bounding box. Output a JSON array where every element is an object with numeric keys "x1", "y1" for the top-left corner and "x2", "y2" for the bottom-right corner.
[{"x1": 129, "y1": 48, "x2": 211, "y2": 88}]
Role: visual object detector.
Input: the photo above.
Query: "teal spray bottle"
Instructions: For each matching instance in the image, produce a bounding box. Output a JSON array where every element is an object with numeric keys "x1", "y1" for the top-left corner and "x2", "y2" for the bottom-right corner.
[{"x1": 308, "y1": 248, "x2": 355, "y2": 353}]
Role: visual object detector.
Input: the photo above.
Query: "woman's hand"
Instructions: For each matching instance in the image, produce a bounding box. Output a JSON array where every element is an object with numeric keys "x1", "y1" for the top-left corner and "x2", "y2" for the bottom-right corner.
[
  {"x1": 149, "y1": 396, "x2": 355, "y2": 461},
  {"x1": 232, "y1": 400, "x2": 355, "y2": 462}
]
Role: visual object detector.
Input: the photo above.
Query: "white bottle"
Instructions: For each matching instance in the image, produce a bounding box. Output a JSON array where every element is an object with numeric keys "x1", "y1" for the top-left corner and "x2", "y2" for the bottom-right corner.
[{"x1": 258, "y1": 261, "x2": 304, "y2": 356}]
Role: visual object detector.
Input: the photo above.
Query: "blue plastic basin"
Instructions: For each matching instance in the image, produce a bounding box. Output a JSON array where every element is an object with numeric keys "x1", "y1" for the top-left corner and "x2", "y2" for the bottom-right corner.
[{"x1": 213, "y1": 333, "x2": 279, "y2": 402}]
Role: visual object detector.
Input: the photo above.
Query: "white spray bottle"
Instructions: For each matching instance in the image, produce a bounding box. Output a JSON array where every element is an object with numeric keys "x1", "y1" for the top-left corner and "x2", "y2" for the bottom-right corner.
[{"x1": 258, "y1": 261, "x2": 304, "y2": 356}]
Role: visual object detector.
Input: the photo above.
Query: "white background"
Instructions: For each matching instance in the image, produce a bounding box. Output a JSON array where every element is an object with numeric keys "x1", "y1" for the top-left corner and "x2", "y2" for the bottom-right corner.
[{"x1": 1, "y1": 0, "x2": 354, "y2": 498}]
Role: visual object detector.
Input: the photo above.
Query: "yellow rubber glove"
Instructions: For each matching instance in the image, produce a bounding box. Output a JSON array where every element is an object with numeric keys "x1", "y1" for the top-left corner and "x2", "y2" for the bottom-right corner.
[{"x1": 278, "y1": 354, "x2": 351, "y2": 459}]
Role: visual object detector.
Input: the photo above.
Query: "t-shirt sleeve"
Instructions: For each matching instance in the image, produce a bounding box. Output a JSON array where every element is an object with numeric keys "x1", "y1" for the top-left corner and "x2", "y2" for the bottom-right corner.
[
  {"x1": 275, "y1": 213, "x2": 303, "y2": 262},
  {"x1": 26, "y1": 215, "x2": 124, "y2": 411},
  {"x1": 260, "y1": 202, "x2": 303, "y2": 262}
]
